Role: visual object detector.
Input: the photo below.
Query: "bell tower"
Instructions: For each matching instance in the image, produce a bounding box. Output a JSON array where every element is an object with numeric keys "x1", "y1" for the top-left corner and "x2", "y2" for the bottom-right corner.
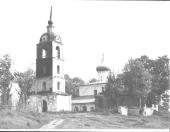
[{"x1": 36, "y1": 6, "x2": 65, "y2": 94}]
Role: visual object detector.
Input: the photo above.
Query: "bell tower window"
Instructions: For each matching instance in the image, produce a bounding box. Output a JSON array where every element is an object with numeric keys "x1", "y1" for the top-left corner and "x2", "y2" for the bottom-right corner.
[
  {"x1": 42, "y1": 49, "x2": 47, "y2": 58},
  {"x1": 56, "y1": 46, "x2": 60, "y2": 59},
  {"x1": 57, "y1": 65, "x2": 60, "y2": 74}
]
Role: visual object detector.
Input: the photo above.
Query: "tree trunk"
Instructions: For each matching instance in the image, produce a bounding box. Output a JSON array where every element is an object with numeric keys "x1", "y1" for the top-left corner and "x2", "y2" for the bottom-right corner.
[
  {"x1": 24, "y1": 95, "x2": 27, "y2": 108},
  {"x1": 139, "y1": 97, "x2": 142, "y2": 109},
  {"x1": 115, "y1": 95, "x2": 118, "y2": 107}
]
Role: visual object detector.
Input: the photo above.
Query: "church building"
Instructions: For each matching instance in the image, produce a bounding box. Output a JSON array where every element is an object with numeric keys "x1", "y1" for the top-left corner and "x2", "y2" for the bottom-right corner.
[
  {"x1": 27, "y1": 7, "x2": 71, "y2": 112},
  {"x1": 72, "y1": 54, "x2": 111, "y2": 112}
]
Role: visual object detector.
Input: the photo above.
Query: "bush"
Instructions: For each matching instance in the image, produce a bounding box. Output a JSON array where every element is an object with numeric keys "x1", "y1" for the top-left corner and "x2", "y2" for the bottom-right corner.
[
  {"x1": 128, "y1": 107, "x2": 140, "y2": 116},
  {"x1": 111, "y1": 107, "x2": 118, "y2": 114}
]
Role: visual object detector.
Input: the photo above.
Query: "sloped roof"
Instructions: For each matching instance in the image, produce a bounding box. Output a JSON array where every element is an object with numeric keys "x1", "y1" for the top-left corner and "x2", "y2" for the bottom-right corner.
[
  {"x1": 72, "y1": 95, "x2": 95, "y2": 104},
  {"x1": 79, "y1": 82, "x2": 107, "y2": 87}
]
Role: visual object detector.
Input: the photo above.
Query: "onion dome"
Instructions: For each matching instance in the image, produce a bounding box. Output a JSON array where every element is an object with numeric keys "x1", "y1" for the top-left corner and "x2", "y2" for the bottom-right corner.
[{"x1": 96, "y1": 65, "x2": 110, "y2": 72}]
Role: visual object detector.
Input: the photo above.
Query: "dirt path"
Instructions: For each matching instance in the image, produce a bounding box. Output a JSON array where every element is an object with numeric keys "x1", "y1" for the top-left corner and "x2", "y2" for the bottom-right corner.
[{"x1": 40, "y1": 119, "x2": 64, "y2": 129}]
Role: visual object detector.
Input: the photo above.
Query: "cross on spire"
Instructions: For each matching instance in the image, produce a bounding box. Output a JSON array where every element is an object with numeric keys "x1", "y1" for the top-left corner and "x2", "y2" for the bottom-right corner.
[
  {"x1": 48, "y1": 6, "x2": 53, "y2": 26},
  {"x1": 101, "y1": 53, "x2": 104, "y2": 64}
]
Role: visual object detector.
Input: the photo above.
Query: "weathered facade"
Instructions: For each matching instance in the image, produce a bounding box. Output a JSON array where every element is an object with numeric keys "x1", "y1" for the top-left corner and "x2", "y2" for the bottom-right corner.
[
  {"x1": 72, "y1": 83, "x2": 107, "y2": 112},
  {"x1": 0, "y1": 81, "x2": 21, "y2": 110},
  {"x1": 27, "y1": 93, "x2": 71, "y2": 112},
  {"x1": 27, "y1": 7, "x2": 71, "y2": 112},
  {"x1": 9, "y1": 82, "x2": 21, "y2": 110}
]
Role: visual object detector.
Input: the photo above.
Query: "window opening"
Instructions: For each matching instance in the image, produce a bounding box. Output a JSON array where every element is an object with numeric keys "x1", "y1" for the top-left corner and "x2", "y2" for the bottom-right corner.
[
  {"x1": 56, "y1": 46, "x2": 60, "y2": 59},
  {"x1": 57, "y1": 65, "x2": 60, "y2": 74}
]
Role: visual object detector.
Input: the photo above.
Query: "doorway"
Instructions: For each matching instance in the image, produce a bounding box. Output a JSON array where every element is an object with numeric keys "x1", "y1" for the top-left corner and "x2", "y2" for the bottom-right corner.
[
  {"x1": 42, "y1": 100, "x2": 48, "y2": 112},
  {"x1": 82, "y1": 106, "x2": 87, "y2": 112}
]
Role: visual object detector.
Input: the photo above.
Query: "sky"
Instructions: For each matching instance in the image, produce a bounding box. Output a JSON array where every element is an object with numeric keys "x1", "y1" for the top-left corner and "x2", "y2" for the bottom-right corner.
[{"x1": 0, "y1": 0, "x2": 170, "y2": 82}]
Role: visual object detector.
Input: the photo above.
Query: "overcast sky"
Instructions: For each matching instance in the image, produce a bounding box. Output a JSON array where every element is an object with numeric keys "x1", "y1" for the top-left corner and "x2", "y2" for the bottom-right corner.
[{"x1": 0, "y1": 0, "x2": 170, "y2": 82}]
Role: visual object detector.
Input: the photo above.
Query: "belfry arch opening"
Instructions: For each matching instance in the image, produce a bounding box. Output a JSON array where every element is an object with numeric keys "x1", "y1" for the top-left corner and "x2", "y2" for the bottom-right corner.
[
  {"x1": 56, "y1": 46, "x2": 60, "y2": 59},
  {"x1": 42, "y1": 49, "x2": 47, "y2": 58}
]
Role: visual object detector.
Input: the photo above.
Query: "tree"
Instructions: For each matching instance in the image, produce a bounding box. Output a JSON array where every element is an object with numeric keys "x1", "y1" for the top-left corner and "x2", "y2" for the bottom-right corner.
[
  {"x1": 0, "y1": 54, "x2": 13, "y2": 105},
  {"x1": 123, "y1": 59, "x2": 152, "y2": 108},
  {"x1": 151, "y1": 56, "x2": 170, "y2": 111},
  {"x1": 103, "y1": 74, "x2": 116, "y2": 108},
  {"x1": 14, "y1": 68, "x2": 35, "y2": 106},
  {"x1": 104, "y1": 73, "x2": 128, "y2": 108},
  {"x1": 151, "y1": 55, "x2": 169, "y2": 95},
  {"x1": 72, "y1": 77, "x2": 85, "y2": 86},
  {"x1": 65, "y1": 74, "x2": 75, "y2": 96},
  {"x1": 103, "y1": 55, "x2": 169, "y2": 110},
  {"x1": 88, "y1": 78, "x2": 97, "y2": 83},
  {"x1": 64, "y1": 74, "x2": 85, "y2": 97},
  {"x1": 160, "y1": 90, "x2": 170, "y2": 112},
  {"x1": 135, "y1": 55, "x2": 154, "y2": 72},
  {"x1": 135, "y1": 55, "x2": 169, "y2": 106}
]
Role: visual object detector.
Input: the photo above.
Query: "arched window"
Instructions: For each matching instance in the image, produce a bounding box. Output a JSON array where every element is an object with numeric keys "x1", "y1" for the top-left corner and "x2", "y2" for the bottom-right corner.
[
  {"x1": 57, "y1": 82, "x2": 60, "y2": 90},
  {"x1": 42, "y1": 82, "x2": 46, "y2": 91},
  {"x1": 56, "y1": 46, "x2": 60, "y2": 59},
  {"x1": 57, "y1": 65, "x2": 60, "y2": 74},
  {"x1": 42, "y1": 49, "x2": 47, "y2": 58}
]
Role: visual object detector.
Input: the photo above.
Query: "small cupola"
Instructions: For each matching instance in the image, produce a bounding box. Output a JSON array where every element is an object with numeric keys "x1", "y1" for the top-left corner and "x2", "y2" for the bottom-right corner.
[
  {"x1": 96, "y1": 53, "x2": 110, "y2": 72},
  {"x1": 96, "y1": 54, "x2": 111, "y2": 83}
]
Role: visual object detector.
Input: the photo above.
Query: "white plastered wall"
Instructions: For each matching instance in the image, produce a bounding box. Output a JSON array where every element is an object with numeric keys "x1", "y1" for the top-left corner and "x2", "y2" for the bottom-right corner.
[
  {"x1": 52, "y1": 77, "x2": 65, "y2": 93},
  {"x1": 10, "y1": 83, "x2": 21, "y2": 110},
  {"x1": 27, "y1": 95, "x2": 42, "y2": 112},
  {"x1": 56, "y1": 95, "x2": 72, "y2": 111},
  {"x1": 79, "y1": 84, "x2": 106, "y2": 96},
  {"x1": 97, "y1": 71, "x2": 110, "y2": 83},
  {"x1": 28, "y1": 94, "x2": 72, "y2": 112},
  {"x1": 52, "y1": 41, "x2": 65, "y2": 93}
]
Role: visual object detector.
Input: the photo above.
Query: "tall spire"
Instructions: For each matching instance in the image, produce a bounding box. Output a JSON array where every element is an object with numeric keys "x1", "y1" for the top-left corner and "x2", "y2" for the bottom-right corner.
[{"x1": 48, "y1": 6, "x2": 53, "y2": 26}]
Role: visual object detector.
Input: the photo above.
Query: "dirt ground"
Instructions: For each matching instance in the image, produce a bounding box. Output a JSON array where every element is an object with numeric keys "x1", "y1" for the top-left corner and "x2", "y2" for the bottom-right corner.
[{"x1": 0, "y1": 110, "x2": 169, "y2": 129}]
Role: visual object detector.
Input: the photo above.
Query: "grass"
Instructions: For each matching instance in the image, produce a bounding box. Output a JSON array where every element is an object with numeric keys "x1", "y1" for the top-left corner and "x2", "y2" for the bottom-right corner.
[
  {"x1": 55, "y1": 111, "x2": 170, "y2": 129},
  {"x1": 0, "y1": 109, "x2": 59, "y2": 129},
  {"x1": 0, "y1": 110, "x2": 169, "y2": 129}
]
